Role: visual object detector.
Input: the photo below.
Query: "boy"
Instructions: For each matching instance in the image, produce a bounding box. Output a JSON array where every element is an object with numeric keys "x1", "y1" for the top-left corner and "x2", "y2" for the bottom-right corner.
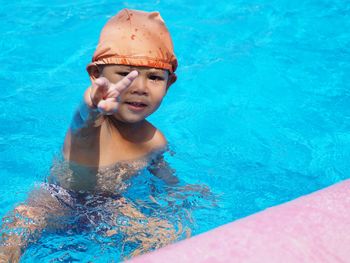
[{"x1": 0, "y1": 9, "x2": 183, "y2": 262}]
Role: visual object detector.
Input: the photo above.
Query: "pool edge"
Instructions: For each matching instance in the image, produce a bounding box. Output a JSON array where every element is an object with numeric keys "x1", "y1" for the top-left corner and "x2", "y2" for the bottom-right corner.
[{"x1": 127, "y1": 179, "x2": 350, "y2": 262}]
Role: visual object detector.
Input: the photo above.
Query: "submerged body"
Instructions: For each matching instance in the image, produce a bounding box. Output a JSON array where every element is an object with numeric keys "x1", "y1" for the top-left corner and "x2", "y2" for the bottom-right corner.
[{"x1": 0, "y1": 127, "x2": 182, "y2": 262}]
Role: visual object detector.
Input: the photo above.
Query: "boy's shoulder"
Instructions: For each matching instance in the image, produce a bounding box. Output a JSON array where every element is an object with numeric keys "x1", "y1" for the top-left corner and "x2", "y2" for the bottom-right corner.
[
  {"x1": 152, "y1": 129, "x2": 168, "y2": 151},
  {"x1": 144, "y1": 121, "x2": 168, "y2": 152}
]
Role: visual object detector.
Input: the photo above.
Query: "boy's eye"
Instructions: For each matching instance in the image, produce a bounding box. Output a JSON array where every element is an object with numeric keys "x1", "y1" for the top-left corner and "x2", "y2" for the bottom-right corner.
[
  {"x1": 116, "y1": 71, "x2": 130, "y2": 76},
  {"x1": 149, "y1": 75, "x2": 165, "y2": 81}
]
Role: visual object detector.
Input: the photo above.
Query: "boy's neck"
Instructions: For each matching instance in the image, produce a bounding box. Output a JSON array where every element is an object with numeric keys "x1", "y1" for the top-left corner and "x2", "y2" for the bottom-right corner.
[{"x1": 108, "y1": 117, "x2": 154, "y2": 143}]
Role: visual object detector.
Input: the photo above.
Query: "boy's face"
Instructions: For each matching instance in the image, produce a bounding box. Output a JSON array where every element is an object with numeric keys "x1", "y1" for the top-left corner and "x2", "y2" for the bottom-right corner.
[{"x1": 100, "y1": 64, "x2": 169, "y2": 124}]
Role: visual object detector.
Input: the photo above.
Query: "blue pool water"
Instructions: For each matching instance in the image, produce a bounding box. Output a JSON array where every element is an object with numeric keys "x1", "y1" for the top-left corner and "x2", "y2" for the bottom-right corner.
[{"x1": 1, "y1": 0, "x2": 350, "y2": 261}]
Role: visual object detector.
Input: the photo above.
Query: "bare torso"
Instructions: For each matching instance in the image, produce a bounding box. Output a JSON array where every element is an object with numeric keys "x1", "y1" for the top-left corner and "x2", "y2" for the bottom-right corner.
[{"x1": 55, "y1": 116, "x2": 166, "y2": 194}]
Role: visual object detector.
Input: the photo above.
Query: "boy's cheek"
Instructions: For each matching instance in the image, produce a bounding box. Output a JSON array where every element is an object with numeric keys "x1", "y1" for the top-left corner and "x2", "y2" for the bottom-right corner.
[{"x1": 149, "y1": 100, "x2": 163, "y2": 114}]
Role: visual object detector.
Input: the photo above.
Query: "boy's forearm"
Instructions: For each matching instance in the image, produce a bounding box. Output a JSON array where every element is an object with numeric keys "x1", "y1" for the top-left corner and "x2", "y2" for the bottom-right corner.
[
  {"x1": 149, "y1": 156, "x2": 179, "y2": 185},
  {"x1": 70, "y1": 87, "x2": 104, "y2": 133}
]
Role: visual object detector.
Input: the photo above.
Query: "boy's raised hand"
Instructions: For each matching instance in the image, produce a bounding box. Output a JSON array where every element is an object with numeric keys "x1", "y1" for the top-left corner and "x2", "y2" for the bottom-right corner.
[{"x1": 87, "y1": 70, "x2": 138, "y2": 115}]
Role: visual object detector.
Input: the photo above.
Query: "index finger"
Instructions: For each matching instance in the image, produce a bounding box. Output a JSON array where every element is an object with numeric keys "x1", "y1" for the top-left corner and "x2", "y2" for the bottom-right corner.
[{"x1": 113, "y1": 70, "x2": 139, "y2": 93}]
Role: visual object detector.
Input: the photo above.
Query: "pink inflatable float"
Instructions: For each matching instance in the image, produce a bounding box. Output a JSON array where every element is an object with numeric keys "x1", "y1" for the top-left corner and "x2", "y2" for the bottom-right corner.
[{"x1": 128, "y1": 179, "x2": 350, "y2": 263}]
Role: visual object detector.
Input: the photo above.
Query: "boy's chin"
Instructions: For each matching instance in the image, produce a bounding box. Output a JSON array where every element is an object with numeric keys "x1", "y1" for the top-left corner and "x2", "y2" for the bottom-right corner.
[{"x1": 111, "y1": 113, "x2": 148, "y2": 124}]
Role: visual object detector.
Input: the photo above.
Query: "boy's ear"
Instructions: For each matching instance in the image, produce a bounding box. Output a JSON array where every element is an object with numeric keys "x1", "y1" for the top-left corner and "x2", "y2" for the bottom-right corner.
[
  {"x1": 166, "y1": 73, "x2": 177, "y2": 90},
  {"x1": 86, "y1": 63, "x2": 101, "y2": 81}
]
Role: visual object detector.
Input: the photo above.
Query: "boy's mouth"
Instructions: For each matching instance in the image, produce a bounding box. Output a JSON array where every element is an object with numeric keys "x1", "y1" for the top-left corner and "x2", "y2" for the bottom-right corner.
[{"x1": 125, "y1": 101, "x2": 148, "y2": 111}]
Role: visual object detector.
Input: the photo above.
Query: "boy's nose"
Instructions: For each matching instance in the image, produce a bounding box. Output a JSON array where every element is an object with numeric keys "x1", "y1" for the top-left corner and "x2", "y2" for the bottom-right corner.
[{"x1": 128, "y1": 74, "x2": 148, "y2": 95}]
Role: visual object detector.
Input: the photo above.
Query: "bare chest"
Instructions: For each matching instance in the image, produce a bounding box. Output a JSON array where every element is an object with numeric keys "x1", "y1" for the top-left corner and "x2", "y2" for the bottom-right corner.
[{"x1": 97, "y1": 122, "x2": 154, "y2": 167}]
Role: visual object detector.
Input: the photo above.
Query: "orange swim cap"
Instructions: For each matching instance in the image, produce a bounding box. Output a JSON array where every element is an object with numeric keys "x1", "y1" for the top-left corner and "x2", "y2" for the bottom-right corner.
[{"x1": 87, "y1": 9, "x2": 177, "y2": 83}]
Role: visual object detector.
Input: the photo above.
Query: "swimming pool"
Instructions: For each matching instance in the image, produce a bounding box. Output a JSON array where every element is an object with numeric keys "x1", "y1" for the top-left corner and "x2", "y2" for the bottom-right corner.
[{"x1": 1, "y1": 0, "x2": 349, "y2": 261}]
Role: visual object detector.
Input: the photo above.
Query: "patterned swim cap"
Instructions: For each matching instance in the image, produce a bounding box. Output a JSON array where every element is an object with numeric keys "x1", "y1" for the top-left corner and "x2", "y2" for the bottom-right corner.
[{"x1": 87, "y1": 9, "x2": 177, "y2": 82}]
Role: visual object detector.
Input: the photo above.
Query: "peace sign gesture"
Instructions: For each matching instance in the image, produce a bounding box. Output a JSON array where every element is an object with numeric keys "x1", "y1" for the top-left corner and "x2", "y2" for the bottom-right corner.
[{"x1": 87, "y1": 70, "x2": 138, "y2": 115}]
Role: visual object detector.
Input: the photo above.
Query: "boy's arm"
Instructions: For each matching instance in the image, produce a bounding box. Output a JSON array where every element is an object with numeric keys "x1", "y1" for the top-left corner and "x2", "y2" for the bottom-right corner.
[
  {"x1": 69, "y1": 87, "x2": 104, "y2": 133},
  {"x1": 148, "y1": 155, "x2": 179, "y2": 185},
  {"x1": 63, "y1": 85, "x2": 104, "y2": 165}
]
